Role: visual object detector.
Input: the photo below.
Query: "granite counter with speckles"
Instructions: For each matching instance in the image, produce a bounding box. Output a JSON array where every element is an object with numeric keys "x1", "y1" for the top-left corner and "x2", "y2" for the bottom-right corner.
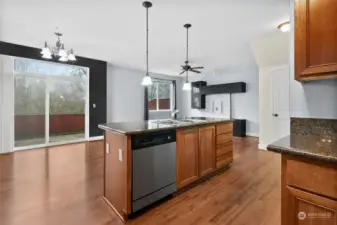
[
  {"x1": 267, "y1": 118, "x2": 337, "y2": 164},
  {"x1": 267, "y1": 135, "x2": 337, "y2": 164}
]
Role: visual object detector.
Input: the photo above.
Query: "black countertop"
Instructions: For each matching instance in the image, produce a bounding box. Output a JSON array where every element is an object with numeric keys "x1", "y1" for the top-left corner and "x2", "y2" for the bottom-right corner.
[
  {"x1": 98, "y1": 117, "x2": 233, "y2": 135},
  {"x1": 267, "y1": 135, "x2": 337, "y2": 164}
]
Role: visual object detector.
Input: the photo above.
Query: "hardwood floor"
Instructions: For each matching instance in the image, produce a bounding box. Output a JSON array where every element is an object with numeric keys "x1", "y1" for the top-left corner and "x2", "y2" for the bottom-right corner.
[{"x1": 0, "y1": 137, "x2": 281, "y2": 225}]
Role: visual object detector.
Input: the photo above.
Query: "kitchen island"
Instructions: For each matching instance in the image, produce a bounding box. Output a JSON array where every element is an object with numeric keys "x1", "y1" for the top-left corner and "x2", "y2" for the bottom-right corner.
[{"x1": 98, "y1": 118, "x2": 234, "y2": 221}]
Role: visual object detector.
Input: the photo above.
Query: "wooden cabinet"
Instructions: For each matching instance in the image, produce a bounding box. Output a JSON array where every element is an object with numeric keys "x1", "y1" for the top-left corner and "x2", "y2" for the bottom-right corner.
[
  {"x1": 198, "y1": 126, "x2": 215, "y2": 177},
  {"x1": 176, "y1": 123, "x2": 233, "y2": 189},
  {"x1": 215, "y1": 124, "x2": 233, "y2": 169},
  {"x1": 176, "y1": 128, "x2": 199, "y2": 189},
  {"x1": 295, "y1": 0, "x2": 337, "y2": 80},
  {"x1": 104, "y1": 132, "x2": 131, "y2": 221},
  {"x1": 284, "y1": 186, "x2": 337, "y2": 225},
  {"x1": 281, "y1": 155, "x2": 337, "y2": 225}
]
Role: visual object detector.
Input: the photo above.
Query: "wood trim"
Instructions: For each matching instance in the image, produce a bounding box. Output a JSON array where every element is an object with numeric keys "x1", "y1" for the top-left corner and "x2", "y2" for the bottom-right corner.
[
  {"x1": 287, "y1": 186, "x2": 337, "y2": 209},
  {"x1": 126, "y1": 136, "x2": 132, "y2": 215},
  {"x1": 102, "y1": 196, "x2": 127, "y2": 222},
  {"x1": 103, "y1": 132, "x2": 106, "y2": 197},
  {"x1": 294, "y1": 0, "x2": 307, "y2": 80},
  {"x1": 281, "y1": 154, "x2": 288, "y2": 225}
]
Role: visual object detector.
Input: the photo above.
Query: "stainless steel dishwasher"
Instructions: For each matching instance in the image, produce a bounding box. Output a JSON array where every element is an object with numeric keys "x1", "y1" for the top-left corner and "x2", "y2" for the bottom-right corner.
[{"x1": 131, "y1": 130, "x2": 176, "y2": 213}]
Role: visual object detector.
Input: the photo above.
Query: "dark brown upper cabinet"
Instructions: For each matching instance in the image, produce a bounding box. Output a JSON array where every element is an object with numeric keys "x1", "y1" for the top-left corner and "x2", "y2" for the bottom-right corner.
[{"x1": 295, "y1": 0, "x2": 337, "y2": 81}]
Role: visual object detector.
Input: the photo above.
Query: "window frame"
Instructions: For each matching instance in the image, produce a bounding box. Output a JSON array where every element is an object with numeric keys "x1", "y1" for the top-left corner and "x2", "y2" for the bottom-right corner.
[{"x1": 148, "y1": 79, "x2": 174, "y2": 112}]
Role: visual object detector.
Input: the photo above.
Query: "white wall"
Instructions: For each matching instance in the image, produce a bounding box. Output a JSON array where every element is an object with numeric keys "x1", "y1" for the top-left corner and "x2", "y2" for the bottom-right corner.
[
  {"x1": 289, "y1": 0, "x2": 337, "y2": 119},
  {"x1": 107, "y1": 65, "x2": 184, "y2": 122},
  {"x1": 180, "y1": 67, "x2": 259, "y2": 136},
  {"x1": 0, "y1": 55, "x2": 14, "y2": 154},
  {"x1": 251, "y1": 29, "x2": 290, "y2": 149}
]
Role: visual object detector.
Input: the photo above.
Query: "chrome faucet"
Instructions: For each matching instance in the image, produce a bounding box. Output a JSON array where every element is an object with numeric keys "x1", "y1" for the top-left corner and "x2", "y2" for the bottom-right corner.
[{"x1": 171, "y1": 109, "x2": 179, "y2": 119}]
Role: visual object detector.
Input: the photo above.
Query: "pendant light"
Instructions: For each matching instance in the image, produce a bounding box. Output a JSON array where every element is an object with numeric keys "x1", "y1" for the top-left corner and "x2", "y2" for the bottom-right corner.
[
  {"x1": 182, "y1": 71, "x2": 192, "y2": 91},
  {"x1": 141, "y1": 1, "x2": 153, "y2": 86},
  {"x1": 182, "y1": 24, "x2": 193, "y2": 91}
]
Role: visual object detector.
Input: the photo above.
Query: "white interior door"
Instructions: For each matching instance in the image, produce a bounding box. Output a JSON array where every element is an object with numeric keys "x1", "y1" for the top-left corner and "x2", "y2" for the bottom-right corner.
[{"x1": 270, "y1": 66, "x2": 290, "y2": 142}]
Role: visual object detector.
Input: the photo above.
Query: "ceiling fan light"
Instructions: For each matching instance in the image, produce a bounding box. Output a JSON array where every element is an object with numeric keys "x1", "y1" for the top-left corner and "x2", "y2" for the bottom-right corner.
[
  {"x1": 141, "y1": 75, "x2": 153, "y2": 86},
  {"x1": 182, "y1": 82, "x2": 191, "y2": 91}
]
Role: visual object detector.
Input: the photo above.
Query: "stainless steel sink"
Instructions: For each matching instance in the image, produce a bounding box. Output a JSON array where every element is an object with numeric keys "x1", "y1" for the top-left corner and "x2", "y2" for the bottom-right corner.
[
  {"x1": 152, "y1": 119, "x2": 180, "y2": 125},
  {"x1": 152, "y1": 118, "x2": 206, "y2": 125}
]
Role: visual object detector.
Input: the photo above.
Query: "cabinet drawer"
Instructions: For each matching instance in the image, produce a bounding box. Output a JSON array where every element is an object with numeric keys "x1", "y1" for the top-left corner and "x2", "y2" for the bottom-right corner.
[
  {"x1": 216, "y1": 123, "x2": 233, "y2": 135},
  {"x1": 216, "y1": 142, "x2": 233, "y2": 157},
  {"x1": 216, "y1": 153, "x2": 233, "y2": 169},
  {"x1": 286, "y1": 159, "x2": 337, "y2": 199},
  {"x1": 216, "y1": 133, "x2": 232, "y2": 146}
]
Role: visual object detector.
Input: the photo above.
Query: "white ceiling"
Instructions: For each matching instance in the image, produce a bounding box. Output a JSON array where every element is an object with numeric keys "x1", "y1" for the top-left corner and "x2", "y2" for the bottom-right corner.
[{"x1": 0, "y1": 0, "x2": 289, "y2": 76}]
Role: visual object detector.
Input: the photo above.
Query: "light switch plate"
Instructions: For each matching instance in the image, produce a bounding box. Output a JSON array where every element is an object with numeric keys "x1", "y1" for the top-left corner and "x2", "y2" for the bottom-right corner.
[
  {"x1": 118, "y1": 149, "x2": 123, "y2": 162},
  {"x1": 93, "y1": 103, "x2": 96, "y2": 108}
]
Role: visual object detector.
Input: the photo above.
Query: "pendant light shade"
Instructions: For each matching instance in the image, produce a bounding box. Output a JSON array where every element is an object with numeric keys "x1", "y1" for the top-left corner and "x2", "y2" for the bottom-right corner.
[
  {"x1": 182, "y1": 82, "x2": 191, "y2": 91},
  {"x1": 141, "y1": 1, "x2": 153, "y2": 86},
  {"x1": 142, "y1": 75, "x2": 153, "y2": 86}
]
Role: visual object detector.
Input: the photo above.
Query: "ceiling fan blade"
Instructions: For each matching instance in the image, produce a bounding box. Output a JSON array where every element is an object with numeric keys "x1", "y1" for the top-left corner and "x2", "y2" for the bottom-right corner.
[
  {"x1": 191, "y1": 66, "x2": 204, "y2": 70},
  {"x1": 190, "y1": 69, "x2": 201, "y2": 74},
  {"x1": 179, "y1": 70, "x2": 186, "y2": 75}
]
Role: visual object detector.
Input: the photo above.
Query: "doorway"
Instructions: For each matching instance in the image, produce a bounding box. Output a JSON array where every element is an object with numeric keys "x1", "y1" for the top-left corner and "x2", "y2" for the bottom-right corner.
[
  {"x1": 270, "y1": 66, "x2": 290, "y2": 142},
  {"x1": 259, "y1": 65, "x2": 290, "y2": 150},
  {"x1": 13, "y1": 57, "x2": 89, "y2": 149}
]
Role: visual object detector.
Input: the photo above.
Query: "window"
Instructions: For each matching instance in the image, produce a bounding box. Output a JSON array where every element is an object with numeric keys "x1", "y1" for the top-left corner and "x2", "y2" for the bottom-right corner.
[
  {"x1": 13, "y1": 57, "x2": 89, "y2": 148},
  {"x1": 148, "y1": 79, "x2": 174, "y2": 111}
]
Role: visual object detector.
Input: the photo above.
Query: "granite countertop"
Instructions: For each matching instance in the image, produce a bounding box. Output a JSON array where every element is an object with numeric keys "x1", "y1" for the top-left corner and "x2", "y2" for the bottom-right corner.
[
  {"x1": 267, "y1": 135, "x2": 337, "y2": 164},
  {"x1": 98, "y1": 117, "x2": 233, "y2": 135}
]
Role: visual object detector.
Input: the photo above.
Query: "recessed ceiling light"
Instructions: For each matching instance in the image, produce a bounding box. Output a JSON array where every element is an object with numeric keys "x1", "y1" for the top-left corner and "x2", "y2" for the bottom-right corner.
[{"x1": 278, "y1": 21, "x2": 290, "y2": 32}]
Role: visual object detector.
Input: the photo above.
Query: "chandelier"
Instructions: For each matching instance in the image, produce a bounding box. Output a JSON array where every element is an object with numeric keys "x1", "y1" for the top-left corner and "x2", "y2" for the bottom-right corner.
[{"x1": 41, "y1": 32, "x2": 76, "y2": 62}]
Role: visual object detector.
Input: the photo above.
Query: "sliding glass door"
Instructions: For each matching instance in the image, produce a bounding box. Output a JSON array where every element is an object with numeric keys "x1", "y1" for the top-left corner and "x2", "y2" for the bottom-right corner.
[
  {"x1": 13, "y1": 58, "x2": 89, "y2": 149},
  {"x1": 14, "y1": 76, "x2": 46, "y2": 147},
  {"x1": 49, "y1": 79, "x2": 86, "y2": 143}
]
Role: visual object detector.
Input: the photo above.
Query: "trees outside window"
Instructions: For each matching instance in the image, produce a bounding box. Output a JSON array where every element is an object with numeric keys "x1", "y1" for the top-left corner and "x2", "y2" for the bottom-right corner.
[{"x1": 147, "y1": 79, "x2": 172, "y2": 111}]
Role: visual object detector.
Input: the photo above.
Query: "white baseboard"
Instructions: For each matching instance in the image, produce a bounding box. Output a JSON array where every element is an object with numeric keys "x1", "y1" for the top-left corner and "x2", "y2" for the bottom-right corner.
[
  {"x1": 246, "y1": 133, "x2": 259, "y2": 137},
  {"x1": 258, "y1": 144, "x2": 267, "y2": 150},
  {"x1": 89, "y1": 136, "x2": 104, "y2": 141}
]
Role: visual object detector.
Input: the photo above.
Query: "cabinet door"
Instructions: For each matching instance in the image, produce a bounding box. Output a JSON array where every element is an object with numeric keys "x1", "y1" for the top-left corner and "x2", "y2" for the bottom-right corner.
[
  {"x1": 283, "y1": 186, "x2": 337, "y2": 225},
  {"x1": 176, "y1": 128, "x2": 199, "y2": 189},
  {"x1": 295, "y1": 0, "x2": 337, "y2": 80},
  {"x1": 198, "y1": 126, "x2": 215, "y2": 177}
]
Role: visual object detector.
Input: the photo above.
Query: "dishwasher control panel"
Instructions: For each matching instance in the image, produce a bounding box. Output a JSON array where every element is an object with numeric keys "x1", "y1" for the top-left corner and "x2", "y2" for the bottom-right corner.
[{"x1": 131, "y1": 130, "x2": 176, "y2": 150}]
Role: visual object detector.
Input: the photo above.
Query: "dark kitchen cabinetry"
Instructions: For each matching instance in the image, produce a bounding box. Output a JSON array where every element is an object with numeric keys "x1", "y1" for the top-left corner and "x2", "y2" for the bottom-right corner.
[{"x1": 191, "y1": 81, "x2": 206, "y2": 109}]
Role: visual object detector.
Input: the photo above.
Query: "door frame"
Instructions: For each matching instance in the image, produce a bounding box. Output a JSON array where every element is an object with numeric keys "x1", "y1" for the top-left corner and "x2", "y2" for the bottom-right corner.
[
  {"x1": 11, "y1": 57, "x2": 90, "y2": 151},
  {"x1": 259, "y1": 64, "x2": 290, "y2": 150}
]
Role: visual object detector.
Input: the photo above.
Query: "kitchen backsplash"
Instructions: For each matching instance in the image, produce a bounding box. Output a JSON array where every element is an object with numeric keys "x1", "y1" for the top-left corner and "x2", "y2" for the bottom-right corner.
[{"x1": 291, "y1": 117, "x2": 337, "y2": 138}]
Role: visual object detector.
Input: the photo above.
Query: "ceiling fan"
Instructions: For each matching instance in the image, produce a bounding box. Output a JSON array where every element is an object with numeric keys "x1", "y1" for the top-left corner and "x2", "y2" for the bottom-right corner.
[{"x1": 179, "y1": 24, "x2": 204, "y2": 75}]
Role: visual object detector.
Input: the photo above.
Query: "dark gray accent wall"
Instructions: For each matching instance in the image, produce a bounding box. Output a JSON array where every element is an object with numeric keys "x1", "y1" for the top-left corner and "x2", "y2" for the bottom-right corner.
[{"x1": 0, "y1": 41, "x2": 107, "y2": 137}]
